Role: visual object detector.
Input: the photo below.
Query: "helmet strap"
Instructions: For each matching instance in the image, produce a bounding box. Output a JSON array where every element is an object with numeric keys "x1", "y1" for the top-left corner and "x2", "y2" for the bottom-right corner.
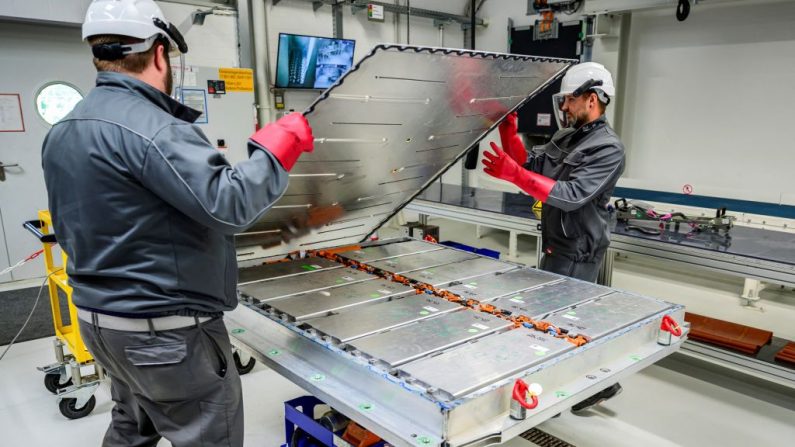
[{"x1": 91, "y1": 35, "x2": 158, "y2": 61}]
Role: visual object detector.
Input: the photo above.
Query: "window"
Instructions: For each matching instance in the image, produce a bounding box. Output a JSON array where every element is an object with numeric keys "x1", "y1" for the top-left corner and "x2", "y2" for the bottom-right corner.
[{"x1": 35, "y1": 82, "x2": 84, "y2": 126}]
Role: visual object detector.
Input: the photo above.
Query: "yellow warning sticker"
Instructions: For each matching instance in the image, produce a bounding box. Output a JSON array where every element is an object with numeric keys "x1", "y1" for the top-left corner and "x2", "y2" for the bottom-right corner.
[
  {"x1": 218, "y1": 68, "x2": 254, "y2": 92},
  {"x1": 532, "y1": 200, "x2": 543, "y2": 219}
]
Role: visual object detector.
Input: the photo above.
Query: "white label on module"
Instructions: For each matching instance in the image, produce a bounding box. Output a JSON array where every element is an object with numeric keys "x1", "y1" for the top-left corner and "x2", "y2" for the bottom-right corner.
[
  {"x1": 530, "y1": 344, "x2": 550, "y2": 352},
  {"x1": 342, "y1": 276, "x2": 355, "y2": 281},
  {"x1": 311, "y1": 265, "x2": 323, "y2": 269},
  {"x1": 463, "y1": 284, "x2": 477, "y2": 289},
  {"x1": 510, "y1": 297, "x2": 525, "y2": 303},
  {"x1": 562, "y1": 314, "x2": 580, "y2": 321},
  {"x1": 471, "y1": 323, "x2": 489, "y2": 330},
  {"x1": 378, "y1": 289, "x2": 393, "y2": 295},
  {"x1": 423, "y1": 306, "x2": 439, "y2": 312}
]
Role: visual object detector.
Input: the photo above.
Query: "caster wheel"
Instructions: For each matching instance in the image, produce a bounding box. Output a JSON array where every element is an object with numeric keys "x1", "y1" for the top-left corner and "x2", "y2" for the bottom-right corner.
[
  {"x1": 44, "y1": 373, "x2": 73, "y2": 394},
  {"x1": 59, "y1": 396, "x2": 96, "y2": 419},
  {"x1": 233, "y1": 351, "x2": 256, "y2": 375},
  {"x1": 291, "y1": 428, "x2": 322, "y2": 447}
]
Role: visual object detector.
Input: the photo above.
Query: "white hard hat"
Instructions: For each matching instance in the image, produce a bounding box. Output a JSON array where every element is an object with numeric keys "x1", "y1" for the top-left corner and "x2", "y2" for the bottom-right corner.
[
  {"x1": 559, "y1": 62, "x2": 615, "y2": 98},
  {"x1": 552, "y1": 62, "x2": 615, "y2": 128},
  {"x1": 82, "y1": 0, "x2": 188, "y2": 59}
]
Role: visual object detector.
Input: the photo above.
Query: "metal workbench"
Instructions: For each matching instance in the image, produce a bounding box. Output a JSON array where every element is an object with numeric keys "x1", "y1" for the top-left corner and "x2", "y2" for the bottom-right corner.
[{"x1": 408, "y1": 182, "x2": 795, "y2": 287}]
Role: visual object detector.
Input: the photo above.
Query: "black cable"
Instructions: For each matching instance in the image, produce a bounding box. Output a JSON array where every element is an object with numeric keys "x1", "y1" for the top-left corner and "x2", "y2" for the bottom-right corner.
[{"x1": 676, "y1": 0, "x2": 691, "y2": 22}]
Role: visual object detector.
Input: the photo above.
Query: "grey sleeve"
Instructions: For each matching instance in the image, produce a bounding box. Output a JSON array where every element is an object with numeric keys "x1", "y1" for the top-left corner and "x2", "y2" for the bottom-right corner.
[
  {"x1": 522, "y1": 153, "x2": 545, "y2": 174},
  {"x1": 140, "y1": 123, "x2": 289, "y2": 234},
  {"x1": 545, "y1": 144, "x2": 625, "y2": 212}
]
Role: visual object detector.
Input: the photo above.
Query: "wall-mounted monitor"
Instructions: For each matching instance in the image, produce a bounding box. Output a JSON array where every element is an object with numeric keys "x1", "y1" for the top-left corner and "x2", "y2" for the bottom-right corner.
[{"x1": 275, "y1": 33, "x2": 356, "y2": 89}]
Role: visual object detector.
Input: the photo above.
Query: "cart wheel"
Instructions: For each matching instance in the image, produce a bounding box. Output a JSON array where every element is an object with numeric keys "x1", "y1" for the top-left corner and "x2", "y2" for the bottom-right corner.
[
  {"x1": 44, "y1": 373, "x2": 73, "y2": 394},
  {"x1": 58, "y1": 396, "x2": 96, "y2": 419},
  {"x1": 233, "y1": 351, "x2": 256, "y2": 375}
]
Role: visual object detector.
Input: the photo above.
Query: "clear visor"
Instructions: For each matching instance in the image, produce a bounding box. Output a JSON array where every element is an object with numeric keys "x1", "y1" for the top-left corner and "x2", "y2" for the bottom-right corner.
[{"x1": 552, "y1": 93, "x2": 568, "y2": 128}]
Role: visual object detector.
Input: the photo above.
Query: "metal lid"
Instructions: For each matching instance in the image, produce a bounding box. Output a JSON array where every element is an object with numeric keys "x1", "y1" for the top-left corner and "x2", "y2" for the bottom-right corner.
[{"x1": 237, "y1": 45, "x2": 575, "y2": 259}]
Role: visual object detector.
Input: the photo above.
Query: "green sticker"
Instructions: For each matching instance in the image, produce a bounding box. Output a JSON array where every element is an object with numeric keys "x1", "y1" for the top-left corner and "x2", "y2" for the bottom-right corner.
[
  {"x1": 630, "y1": 354, "x2": 642, "y2": 361},
  {"x1": 419, "y1": 310, "x2": 429, "y2": 315},
  {"x1": 567, "y1": 311, "x2": 577, "y2": 315},
  {"x1": 370, "y1": 293, "x2": 381, "y2": 298},
  {"x1": 358, "y1": 402, "x2": 374, "y2": 412},
  {"x1": 301, "y1": 265, "x2": 316, "y2": 271},
  {"x1": 231, "y1": 328, "x2": 245, "y2": 334},
  {"x1": 468, "y1": 328, "x2": 479, "y2": 333},
  {"x1": 335, "y1": 279, "x2": 344, "y2": 284},
  {"x1": 469, "y1": 282, "x2": 478, "y2": 286},
  {"x1": 535, "y1": 351, "x2": 546, "y2": 356},
  {"x1": 554, "y1": 390, "x2": 569, "y2": 398},
  {"x1": 416, "y1": 436, "x2": 433, "y2": 445},
  {"x1": 310, "y1": 374, "x2": 325, "y2": 382},
  {"x1": 268, "y1": 349, "x2": 281, "y2": 356}
]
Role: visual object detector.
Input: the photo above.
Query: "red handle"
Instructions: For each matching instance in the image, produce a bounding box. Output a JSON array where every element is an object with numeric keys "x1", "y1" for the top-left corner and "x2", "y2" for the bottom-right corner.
[
  {"x1": 512, "y1": 379, "x2": 539, "y2": 410},
  {"x1": 661, "y1": 315, "x2": 683, "y2": 337}
]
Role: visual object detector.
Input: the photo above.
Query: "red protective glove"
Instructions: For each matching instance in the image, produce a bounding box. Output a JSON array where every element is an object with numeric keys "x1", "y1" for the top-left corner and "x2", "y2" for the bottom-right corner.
[
  {"x1": 482, "y1": 142, "x2": 556, "y2": 202},
  {"x1": 498, "y1": 112, "x2": 527, "y2": 165},
  {"x1": 250, "y1": 112, "x2": 314, "y2": 171}
]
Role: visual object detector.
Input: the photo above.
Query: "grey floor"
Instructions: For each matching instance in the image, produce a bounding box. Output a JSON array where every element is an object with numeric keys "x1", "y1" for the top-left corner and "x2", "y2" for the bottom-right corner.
[{"x1": 1, "y1": 336, "x2": 794, "y2": 446}]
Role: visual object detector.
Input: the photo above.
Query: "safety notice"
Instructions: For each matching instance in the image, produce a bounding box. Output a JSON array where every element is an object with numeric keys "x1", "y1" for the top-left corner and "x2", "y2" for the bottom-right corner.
[{"x1": 218, "y1": 68, "x2": 254, "y2": 92}]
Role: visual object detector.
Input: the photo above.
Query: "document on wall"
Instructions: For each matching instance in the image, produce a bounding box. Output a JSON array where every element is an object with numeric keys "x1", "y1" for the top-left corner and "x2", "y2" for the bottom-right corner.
[{"x1": 0, "y1": 94, "x2": 25, "y2": 132}]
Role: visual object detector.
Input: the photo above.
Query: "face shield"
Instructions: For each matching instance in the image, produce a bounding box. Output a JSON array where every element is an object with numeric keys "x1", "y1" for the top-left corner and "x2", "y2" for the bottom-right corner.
[
  {"x1": 551, "y1": 79, "x2": 608, "y2": 129},
  {"x1": 552, "y1": 93, "x2": 568, "y2": 129}
]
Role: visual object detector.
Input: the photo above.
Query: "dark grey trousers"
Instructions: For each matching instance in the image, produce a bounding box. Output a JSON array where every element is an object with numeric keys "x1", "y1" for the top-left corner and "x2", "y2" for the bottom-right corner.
[
  {"x1": 540, "y1": 253, "x2": 603, "y2": 283},
  {"x1": 78, "y1": 316, "x2": 243, "y2": 447}
]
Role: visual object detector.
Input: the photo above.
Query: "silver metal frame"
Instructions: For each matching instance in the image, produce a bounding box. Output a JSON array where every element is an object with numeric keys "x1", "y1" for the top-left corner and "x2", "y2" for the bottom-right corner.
[{"x1": 227, "y1": 297, "x2": 685, "y2": 446}]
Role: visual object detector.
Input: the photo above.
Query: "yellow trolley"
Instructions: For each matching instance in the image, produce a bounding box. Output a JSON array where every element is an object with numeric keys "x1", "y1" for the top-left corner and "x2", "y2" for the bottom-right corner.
[{"x1": 25, "y1": 210, "x2": 104, "y2": 419}]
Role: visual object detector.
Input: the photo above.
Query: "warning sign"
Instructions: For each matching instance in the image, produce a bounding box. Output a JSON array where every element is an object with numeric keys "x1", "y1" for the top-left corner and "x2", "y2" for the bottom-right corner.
[
  {"x1": 532, "y1": 200, "x2": 543, "y2": 219},
  {"x1": 218, "y1": 68, "x2": 254, "y2": 92}
]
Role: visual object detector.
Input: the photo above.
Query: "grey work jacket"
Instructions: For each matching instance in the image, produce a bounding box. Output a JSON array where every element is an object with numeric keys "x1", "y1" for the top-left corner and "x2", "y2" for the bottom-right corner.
[
  {"x1": 42, "y1": 72, "x2": 288, "y2": 317},
  {"x1": 525, "y1": 116, "x2": 625, "y2": 262}
]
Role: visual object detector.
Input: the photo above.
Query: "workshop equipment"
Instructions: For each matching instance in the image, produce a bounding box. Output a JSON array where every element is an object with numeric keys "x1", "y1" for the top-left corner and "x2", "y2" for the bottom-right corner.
[
  {"x1": 23, "y1": 211, "x2": 103, "y2": 419},
  {"x1": 228, "y1": 45, "x2": 687, "y2": 446}
]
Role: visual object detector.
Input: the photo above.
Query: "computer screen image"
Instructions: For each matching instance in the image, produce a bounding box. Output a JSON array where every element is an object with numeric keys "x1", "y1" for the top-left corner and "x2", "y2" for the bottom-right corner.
[{"x1": 275, "y1": 33, "x2": 356, "y2": 89}]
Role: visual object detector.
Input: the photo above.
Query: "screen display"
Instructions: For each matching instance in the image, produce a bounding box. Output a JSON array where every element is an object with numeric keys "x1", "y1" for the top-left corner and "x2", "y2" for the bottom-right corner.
[{"x1": 275, "y1": 33, "x2": 356, "y2": 89}]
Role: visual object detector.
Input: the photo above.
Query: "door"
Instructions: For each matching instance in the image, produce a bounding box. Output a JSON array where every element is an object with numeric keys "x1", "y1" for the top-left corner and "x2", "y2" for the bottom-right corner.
[{"x1": 0, "y1": 22, "x2": 94, "y2": 282}]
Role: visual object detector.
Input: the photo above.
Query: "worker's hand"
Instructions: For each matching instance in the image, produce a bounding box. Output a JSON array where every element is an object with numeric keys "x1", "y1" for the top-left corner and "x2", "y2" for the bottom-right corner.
[
  {"x1": 483, "y1": 141, "x2": 556, "y2": 202},
  {"x1": 276, "y1": 112, "x2": 314, "y2": 153},
  {"x1": 250, "y1": 112, "x2": 314, "y2": 171},
  {"x1": 497, "y1": 112, "x2": 527, "y2": 165},
  {"x1": 499, "y1": 112, "x2": 519, "y2": 142},
  {"x1": 483, "y1": 142, "x2": 522, "y2": 184}
]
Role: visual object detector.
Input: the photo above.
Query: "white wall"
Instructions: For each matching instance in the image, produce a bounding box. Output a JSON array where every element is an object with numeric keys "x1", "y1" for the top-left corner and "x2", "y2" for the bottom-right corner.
[{"x1": 602, "y1": 1, "x2": 795, "y2": 206}]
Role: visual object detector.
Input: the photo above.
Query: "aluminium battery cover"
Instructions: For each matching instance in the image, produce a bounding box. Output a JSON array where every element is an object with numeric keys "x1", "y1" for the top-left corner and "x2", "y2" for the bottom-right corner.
[
  {"x1": 441, "y1": 267, "x2": 562, "y2": 302},
  {"x1": 399, "y1": 328, "x2": 575, "y2": 399},
  {"x1": 233, "y1": 45, "x2": 575, "y2": 260},
  {"x1": 545, "y1": 292, "x2": 674, "y2": 340}
]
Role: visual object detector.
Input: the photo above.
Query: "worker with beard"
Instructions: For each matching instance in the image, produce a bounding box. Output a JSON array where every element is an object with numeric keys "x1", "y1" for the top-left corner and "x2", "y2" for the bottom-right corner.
[
  {"x1": 41, "y1": 1, "x2": 314, "y2": 445},
  {"x1": 482, "y1": 62, "x2": 626, "y2": 412}
]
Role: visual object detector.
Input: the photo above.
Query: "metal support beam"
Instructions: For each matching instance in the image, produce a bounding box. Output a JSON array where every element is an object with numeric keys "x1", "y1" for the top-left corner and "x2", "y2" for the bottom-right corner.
[
  {"x1": 236, "y1": 0, "x2": 254, "y2": 68},
  {"x1": 332, "y1": 0, "x2": 343, "y2": 38},
  {"x1": 350, "y1": 0, "x2": 485, "y2": 27}
]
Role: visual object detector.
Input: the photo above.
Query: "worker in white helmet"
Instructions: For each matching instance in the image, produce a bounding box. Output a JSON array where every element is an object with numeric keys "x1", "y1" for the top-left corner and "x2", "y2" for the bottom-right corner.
[
  {"x1": 483, "y1": 62, "x2": 626, "y2": 411},
  {"x1": 41, "y1": 1, "x2": 313, "y2": 445}
]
